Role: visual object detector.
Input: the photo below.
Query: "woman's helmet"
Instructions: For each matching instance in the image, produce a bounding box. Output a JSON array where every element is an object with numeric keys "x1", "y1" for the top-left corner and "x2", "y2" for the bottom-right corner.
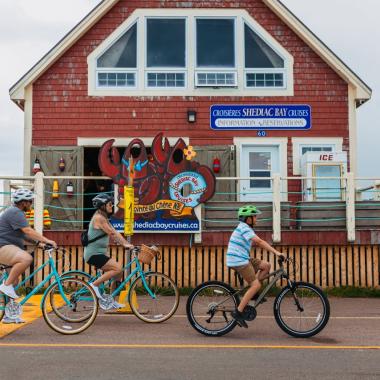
[
  {"x1": 12, "y1": 188, "x2": 34, "y2": 204},
  {"x1": 92, "y1": 193, "x2": 114, "y2": 209},
  {"x1": 238, "y1": 205, "x2": 261, "y2": 221}
]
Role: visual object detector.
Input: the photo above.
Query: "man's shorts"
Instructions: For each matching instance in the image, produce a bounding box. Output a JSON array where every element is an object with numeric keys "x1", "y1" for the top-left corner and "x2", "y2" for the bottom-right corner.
[
  {"x1": 0, "y1": 245, "x2": 31, "y2": 266},
  {"x1": 232, "y1": 258, "x2": 261, "y2": 284},
  {"x1": 86, "y1": 254, "x2": 111, "y2": 270}
]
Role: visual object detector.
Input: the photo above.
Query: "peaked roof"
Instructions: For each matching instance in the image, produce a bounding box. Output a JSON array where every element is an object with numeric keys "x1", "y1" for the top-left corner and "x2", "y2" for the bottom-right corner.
[{"x1": 9, "y1": 0, "x2": 372, "y2": 109}]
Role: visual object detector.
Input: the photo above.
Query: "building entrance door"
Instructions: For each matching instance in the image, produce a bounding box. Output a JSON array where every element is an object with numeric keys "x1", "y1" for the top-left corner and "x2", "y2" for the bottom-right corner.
[{"x1": 240, "y1": 145, "x2": 279, "y2": 202}]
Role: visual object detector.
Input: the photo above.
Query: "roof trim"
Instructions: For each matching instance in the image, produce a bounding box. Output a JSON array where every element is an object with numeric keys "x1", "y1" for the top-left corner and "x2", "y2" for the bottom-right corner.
[
  {"x1": 10, "y1": 0, "x2": 372, "y2": 106},
  {"x1": 264, "y1": 0, "x2": 372, "y2": 104},
  {"x1": 9, "y1": 0, "x2": 119, "y2": 101}
]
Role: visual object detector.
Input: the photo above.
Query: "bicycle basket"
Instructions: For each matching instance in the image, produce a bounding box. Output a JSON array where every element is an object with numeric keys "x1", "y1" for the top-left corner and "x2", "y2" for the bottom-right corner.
[{"x1": 138, "y1": 244, "x2": 160, "y2": 264}]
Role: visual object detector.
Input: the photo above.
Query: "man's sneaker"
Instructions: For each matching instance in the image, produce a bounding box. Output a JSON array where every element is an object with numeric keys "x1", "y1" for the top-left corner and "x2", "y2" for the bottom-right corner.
[
  {"x1": 89, "y1": 283, "x2": 105, "y2": 301},
  {"x1": 0, "y1": 283, "x2": 19, "y2": 299},
  {"x1": 231, "y1": 309, "x2": 248, "y2": 328},
  {"x1": 2, "y1": 316, "x2": 25, "y2": 324},
  {"x1": 111, "y1": 300, "x2": 125, "y2": 309}
]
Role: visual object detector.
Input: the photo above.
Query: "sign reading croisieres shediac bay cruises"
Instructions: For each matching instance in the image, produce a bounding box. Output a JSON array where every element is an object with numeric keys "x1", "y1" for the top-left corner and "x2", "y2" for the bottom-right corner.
[
  {"x1": 210, "y1": 105, "x2": 312, "y2": 130},
  {"x1": 98, "y1": 133, "x2": 216, "y2": 233}
]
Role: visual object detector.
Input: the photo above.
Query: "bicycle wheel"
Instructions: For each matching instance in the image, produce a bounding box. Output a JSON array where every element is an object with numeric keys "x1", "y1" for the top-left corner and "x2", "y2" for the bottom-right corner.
[
  {"x1": 274, "y1": 281, "x2": 330, "y2": 338},
  {"x1": 42, "y1": 278, "x2": 98, "y2": 335},
  {"x1": 0, "y1": 294, "x2": 6, "y2": 322},
  {"x1": 129, "y1": 272, "x2": 179, "y2": 323},
  {"x1": 186, "y1": 281, "x2": 239, "y2": 337}
]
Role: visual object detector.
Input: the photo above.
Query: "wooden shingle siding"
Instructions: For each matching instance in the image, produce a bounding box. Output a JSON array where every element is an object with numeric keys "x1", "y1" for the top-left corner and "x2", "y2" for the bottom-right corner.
[{"x1": 21, "y1": 245, "x2": 380, "y2": 289}]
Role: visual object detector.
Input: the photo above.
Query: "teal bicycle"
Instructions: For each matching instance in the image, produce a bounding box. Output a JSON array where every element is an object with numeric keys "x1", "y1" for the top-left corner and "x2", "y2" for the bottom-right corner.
[
  {"x1": 0, "y1": 245, "x2": 98, "y2": 334},
  {"x1": 63, "y1": 246, "x2": 179, "y2": 323}
]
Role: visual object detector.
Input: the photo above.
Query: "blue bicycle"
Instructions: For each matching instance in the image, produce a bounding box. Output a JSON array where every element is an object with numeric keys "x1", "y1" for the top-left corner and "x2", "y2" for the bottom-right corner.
[
  {"x1": 63, "y1": 246, "x2": 179, "y2": 323},
  {"x1": 0, "y1": 245, "x2": 98, "y2": 334}
]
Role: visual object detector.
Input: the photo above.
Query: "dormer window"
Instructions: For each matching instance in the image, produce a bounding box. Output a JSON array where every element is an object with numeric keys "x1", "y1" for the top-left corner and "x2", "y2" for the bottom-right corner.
[{"x1": 88, "y1": 9, "x2": 293, "y2": 96}]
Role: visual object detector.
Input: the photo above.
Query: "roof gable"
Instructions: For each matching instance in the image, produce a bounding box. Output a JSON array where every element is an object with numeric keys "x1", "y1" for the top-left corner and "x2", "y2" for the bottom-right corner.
[{"x1": 9, "y1": 0, "x2": 371, "y2": 107}]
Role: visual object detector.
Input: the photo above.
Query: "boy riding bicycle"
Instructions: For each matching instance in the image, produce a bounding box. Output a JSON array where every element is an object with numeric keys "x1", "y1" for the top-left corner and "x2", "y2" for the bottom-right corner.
[{"x1": 227, "y1": 205, "x2": 285, "y2": 328}]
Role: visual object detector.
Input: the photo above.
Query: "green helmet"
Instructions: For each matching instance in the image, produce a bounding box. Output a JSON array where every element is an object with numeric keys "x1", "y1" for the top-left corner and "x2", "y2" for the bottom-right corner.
[{"x1": 238, "y1": 205, "x2": 261, "y2": 218}]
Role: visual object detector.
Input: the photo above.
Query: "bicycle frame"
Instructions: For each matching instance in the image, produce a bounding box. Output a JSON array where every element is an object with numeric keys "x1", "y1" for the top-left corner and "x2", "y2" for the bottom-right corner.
[
  {"x1": 0, "y1": 249, "x2": 71, "y2": 310},
  {"x1": 214, "y1": 263, "x2": 292, "y2": 312},
  {"x1": 75, "y1": 254, "x2": 156, "y2": 300}
]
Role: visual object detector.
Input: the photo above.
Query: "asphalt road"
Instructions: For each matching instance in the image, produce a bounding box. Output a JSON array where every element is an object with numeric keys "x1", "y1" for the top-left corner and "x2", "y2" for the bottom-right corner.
[{"x1": 0, "y1": 297, "x2": 379, "y2": 379}]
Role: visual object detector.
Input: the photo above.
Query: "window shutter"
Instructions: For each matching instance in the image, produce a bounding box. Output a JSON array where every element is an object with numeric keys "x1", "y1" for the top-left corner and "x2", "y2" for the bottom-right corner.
[
  {"x1": 193, "y1": 145, "x2": 236, "y2": 201},
  {"x1": 30, "y1": 147, "x2": 84, "y2": 231}
]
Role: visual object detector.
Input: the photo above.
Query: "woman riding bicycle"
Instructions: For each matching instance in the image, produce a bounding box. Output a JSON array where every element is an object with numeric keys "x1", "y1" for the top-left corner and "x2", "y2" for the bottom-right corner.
[
  {"x1": 227, "y1": 205, "x2": 285, "y2": 328},
  {"x1": 84, "y1": 193, "x2": 134, "y2": 309}
]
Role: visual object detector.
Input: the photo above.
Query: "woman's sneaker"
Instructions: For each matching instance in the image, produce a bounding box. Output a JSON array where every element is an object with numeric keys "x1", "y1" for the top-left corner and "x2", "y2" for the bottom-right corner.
[
  {"x1": 89, "y1": 283, "x2": 105, "y2": 301},
  {"x1": 0, "y1": 283, "x2": 19, "y2": 299},
  {"x1": 111, "y1": 300, "x2": 125, "y2": 309},
  {"x1": 2, "y1": 316, "x2": 25, "y2": 324},
  {"x1": 231, "y1": 309, "x2": 248, "y2": 328}
]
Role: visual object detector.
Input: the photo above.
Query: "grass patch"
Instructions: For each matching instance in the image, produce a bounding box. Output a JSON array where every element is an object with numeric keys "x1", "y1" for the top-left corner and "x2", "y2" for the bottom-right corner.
[{"x1": 325, "y1": 286, "x2": 380, "y2": 298}]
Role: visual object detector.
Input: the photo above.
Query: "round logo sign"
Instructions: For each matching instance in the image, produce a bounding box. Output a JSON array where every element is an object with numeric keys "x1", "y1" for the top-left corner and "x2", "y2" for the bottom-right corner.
[{"x1": 169, "y1": 172, "x2": 207, "y2": 208}]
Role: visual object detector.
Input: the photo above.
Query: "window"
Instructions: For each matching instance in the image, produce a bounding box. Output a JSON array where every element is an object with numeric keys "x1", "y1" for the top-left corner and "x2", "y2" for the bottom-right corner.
[
  {"x1": 301, "y1": 146, "x2": 333, "y2": 155},
  {"x1": 96, "y1": 23, "x2": 137, "y2": 89},
  {"x1": 88, "y1": 10, "x2": 293, "y2": 96},
  {"x1": 146, "y1": 18, "x2": 186, "y2": 88},
  {"x1": 244, "y1": 24, "x2": 285, "y2": 88},
  {"x1": 147, "y1": 19, "x2": 185, "y2": 68}
]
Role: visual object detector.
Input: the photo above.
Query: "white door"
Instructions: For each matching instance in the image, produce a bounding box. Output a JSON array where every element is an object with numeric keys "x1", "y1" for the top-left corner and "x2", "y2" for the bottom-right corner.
[{"x1": 240, "y1": 146, "x2": 280, "y2": 201}]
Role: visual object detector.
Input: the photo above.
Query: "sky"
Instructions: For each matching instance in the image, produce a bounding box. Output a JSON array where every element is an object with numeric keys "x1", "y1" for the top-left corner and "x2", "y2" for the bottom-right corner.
[{"x1": 0, "y1": 0, "x2": 378, "y2": 177}]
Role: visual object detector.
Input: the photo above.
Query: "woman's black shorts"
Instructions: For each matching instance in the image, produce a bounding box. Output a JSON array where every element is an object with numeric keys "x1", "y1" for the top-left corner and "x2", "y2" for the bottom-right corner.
[{"x1": 87, "y1": 254, "x2": 111, "y2": 269}]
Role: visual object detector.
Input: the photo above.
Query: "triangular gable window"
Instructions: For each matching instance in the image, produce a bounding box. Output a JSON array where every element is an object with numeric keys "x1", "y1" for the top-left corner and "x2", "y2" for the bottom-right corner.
[
  {"x1": 96, "y1": 23, "x2": 137, "y2": 88},
  {"x1": 244, "y1": 23, "x2": 285, "y2": 88}
]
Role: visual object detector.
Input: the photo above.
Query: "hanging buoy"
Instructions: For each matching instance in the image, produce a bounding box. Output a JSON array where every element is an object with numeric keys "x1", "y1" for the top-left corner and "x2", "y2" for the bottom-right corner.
[
  {"x1": 66, "y1": 181, "x2": 74, "y2": 197},
  {"x1": 25, "y1": 209, "x2": 34, "y2": 227},
  {"x1": 43, "y1": 209, "x2": 51, "y2": 228},
  {"x1": 33, "y1": 158, "x2": 41, "y2": 174},
  {"x1": 213, "y1": 157, "x2": 221, "y2": 174},
  {"x1": 58, "y1": 156, "x2": 66, "y2": 172},
  {"x1": 52, "y1": 180, "x2": 59, "y2": 199}
]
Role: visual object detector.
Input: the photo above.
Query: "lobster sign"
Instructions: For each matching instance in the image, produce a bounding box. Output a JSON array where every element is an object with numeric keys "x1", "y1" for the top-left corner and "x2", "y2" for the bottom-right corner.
[{"x1": 98, "y1": 133, "x2": 216, "y2": 232}]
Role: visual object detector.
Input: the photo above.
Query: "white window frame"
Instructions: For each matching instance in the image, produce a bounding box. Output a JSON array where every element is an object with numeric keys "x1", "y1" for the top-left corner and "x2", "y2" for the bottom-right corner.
[
  {"x1": 87, "y1": 9, "x2": 294, "y2": 97},
  {"x1": 292, "y1": 137, "x2": 343, "y2": 175}
]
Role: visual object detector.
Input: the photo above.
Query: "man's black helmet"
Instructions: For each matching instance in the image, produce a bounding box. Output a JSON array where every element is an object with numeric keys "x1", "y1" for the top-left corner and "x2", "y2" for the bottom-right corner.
[{"x1": 92, "y1": 193, "x2": 114, "y2": 209}]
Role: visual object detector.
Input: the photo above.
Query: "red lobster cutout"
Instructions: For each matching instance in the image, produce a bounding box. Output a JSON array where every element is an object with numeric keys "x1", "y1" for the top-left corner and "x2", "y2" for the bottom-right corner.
[{"x1": 98, "y1": 133, "x2": 216, "y2": 209}]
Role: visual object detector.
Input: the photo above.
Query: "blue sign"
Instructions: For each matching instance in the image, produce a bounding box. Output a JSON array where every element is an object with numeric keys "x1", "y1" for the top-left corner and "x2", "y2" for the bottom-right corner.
[{"x1": 210, "y1": 105, "x2": 312, "y2": 130}]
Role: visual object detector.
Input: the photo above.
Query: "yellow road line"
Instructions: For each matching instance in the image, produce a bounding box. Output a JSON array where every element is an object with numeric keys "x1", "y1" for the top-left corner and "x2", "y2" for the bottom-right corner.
[{"x1": 0, "y1": 343, "x2": 379, "y2": 350}]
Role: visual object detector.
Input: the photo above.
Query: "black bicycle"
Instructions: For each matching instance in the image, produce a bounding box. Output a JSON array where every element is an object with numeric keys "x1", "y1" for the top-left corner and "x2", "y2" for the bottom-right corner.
[{"x1": 186, "y1": 257, "x2": 330, "y2": 338}]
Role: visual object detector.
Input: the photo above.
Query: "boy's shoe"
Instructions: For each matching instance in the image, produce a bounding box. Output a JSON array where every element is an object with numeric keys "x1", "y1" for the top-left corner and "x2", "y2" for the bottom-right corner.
[
  {"x1": 231, "y1": 309, "x2": 248, "y2": 328},
  {"x1": 0, "y1": 283, "x2": 19, "y2": 299}
]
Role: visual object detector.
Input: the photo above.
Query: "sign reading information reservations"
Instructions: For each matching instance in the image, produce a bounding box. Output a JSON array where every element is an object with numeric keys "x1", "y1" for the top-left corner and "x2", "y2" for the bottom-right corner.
[{"x1": 210, "y1": 105, "x2": 312, "y2": 130}]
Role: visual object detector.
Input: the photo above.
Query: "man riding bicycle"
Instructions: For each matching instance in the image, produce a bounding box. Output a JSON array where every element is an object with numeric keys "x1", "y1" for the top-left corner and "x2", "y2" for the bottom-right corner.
[
  {"x1": 0, "y1": 188, "x2": 57, "y2": 322},
  {"x1": 227, "y1": 205, "x2": 285, "y2": 328}
]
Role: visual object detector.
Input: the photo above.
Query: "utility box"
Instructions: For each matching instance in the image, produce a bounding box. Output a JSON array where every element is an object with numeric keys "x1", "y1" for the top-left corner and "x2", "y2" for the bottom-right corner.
[{"x1": 301, "y1": 151, "x2": 347, "y2": 201}]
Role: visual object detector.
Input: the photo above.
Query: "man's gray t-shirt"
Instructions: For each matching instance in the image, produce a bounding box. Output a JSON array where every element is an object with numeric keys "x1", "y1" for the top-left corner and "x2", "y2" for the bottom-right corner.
[{"x1": 0, "y1": 206, "x2": 29, "y2": 249}]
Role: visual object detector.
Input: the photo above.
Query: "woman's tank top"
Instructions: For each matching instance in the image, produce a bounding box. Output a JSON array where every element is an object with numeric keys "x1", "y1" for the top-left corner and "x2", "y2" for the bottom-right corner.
[{"x1": 83, "y1": 218, "x2": 110, "y2": 262}]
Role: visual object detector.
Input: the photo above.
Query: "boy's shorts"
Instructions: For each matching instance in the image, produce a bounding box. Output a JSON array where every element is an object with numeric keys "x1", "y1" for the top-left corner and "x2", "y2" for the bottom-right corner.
[{"x1": 232, "y1": 258, "x2": 261, "y2": 284}]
